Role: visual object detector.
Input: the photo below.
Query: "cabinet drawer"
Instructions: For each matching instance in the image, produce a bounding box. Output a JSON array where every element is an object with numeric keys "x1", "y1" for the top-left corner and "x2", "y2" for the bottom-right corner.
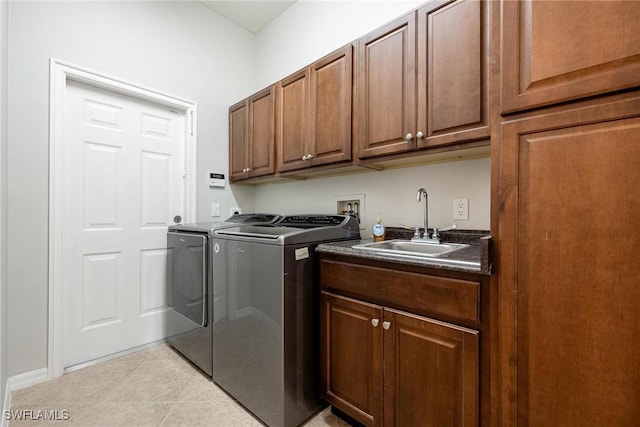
[{"x1": 320, "y1": 259, "x2": 479, "y2": 324}]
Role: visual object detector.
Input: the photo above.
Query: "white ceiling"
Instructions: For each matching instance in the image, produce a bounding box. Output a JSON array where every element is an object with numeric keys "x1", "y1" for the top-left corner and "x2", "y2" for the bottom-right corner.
[{"x1": 200, "y1": 1, "x2": 297, "y2": 34}]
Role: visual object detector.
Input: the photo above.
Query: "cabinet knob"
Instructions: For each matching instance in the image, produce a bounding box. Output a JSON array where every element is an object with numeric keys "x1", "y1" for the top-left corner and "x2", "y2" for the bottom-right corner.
[
  {"x1": 416, "y1": 131, "x2": 424, "y2": 139},
  {"x1": 245, "y1": 167, "x2": 252, "y2": 173},
  {"x1": 371, "y1": 318, "x2": 379, "y2": 327},
  {"x1": 302, "y1": 155, "x2": 308, "y2": 161},
  {"x1": 242, "y1": 168, "x2": 247, "y2": 173},
  {"x1": 405, "y1": 133, "x2": 413, "y2": 141},
  {"x1": 382, "y1": 321, "x2": 391, "y2": 330},
  {"x1": 307, "y1": 153, "x2": 314, "y2": 159}
]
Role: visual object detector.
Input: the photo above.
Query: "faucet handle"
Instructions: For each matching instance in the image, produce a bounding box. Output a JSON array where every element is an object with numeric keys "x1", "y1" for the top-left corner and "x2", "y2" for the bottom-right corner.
[
  {"x1": 432, "y1": 227, "x2": 439, "y2": 239},
  {"x1": 413, "y1": 227, "x2": 421, "y2": 238}
]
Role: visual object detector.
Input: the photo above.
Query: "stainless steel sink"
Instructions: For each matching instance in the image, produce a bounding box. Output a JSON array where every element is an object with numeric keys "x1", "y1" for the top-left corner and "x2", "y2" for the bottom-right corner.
[{"x1": 352, "y1": 239, "x2": 469, "y2": 258}]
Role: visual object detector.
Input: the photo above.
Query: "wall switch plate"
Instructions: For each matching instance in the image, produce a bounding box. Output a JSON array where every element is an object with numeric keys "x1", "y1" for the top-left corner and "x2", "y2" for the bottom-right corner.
[
  {"x1": 211, "y1": 203, "x2": 220, "y2": 217},
  {"x1": 453, "y1": 198, "x2": 469, "y2": 220},
  {"x1": 230, "y1": 207, "x2": 241, "y2": 216}
]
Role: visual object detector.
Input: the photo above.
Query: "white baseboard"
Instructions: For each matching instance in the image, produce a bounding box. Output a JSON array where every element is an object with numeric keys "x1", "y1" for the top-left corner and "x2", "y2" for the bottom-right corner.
[
  {"x1": 7, "y1": 368, "x2": 48, "y2": 392},
  {"x1": 1, "y1": 367, "x2": 48, "y2": 427}
]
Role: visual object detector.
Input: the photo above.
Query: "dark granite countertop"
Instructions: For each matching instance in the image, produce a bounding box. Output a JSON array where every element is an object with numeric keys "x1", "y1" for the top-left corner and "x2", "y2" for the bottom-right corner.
[{"x1": 318, "y1": 229, "x2": 492, "y2": 275}]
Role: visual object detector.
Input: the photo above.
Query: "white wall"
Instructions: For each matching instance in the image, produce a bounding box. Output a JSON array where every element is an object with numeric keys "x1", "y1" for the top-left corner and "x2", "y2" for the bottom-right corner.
[
  {"x1": 256, "y1": 0, "x2": 425, "y2": 88},
  {"x1": 254, "y1": 158, "x2": 490, "y2": 235},
  {"x1": 251, "y1": 0, "x2": 491, "y2": 234},
  {"x1": 1, "y1": 0, "x2": 9, "y2": 407},
  {"x1": 7, "y1": 1, "x2": 256, "y2": 377}
]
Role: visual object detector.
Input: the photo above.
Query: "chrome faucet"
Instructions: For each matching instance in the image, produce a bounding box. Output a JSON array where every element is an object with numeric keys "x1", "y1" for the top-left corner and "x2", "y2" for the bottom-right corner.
[{"x1": 412, "y1": 188, "x2": 440, "y2": 243}]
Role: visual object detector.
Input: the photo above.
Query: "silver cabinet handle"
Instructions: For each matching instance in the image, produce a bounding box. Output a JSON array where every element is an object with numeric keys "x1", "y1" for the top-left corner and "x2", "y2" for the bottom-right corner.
[
  {"x1": 242, "y1": 168, "x2": 247, "y2": 173},
  {"x1": 246, "y1": 167, "x2": 252, "y2": 172},
  {"x1": 382, "y1": 321, "x2": 391, "y2": 330},
  {"x1": 302, "y1": 155, "x2": 308, "y2": 161},
  {"x1": 307, "y1": 153, "x2": 314, "y2": 159},
  {"x1": 371, "y1": 318, "x2": 379, "y2": 327},
  {"x1": 405, "y1": 133, "x2": 413, "y2": 141},
  {"x1": 416, "y1": 131, "x2": 424, "y2": 139}
]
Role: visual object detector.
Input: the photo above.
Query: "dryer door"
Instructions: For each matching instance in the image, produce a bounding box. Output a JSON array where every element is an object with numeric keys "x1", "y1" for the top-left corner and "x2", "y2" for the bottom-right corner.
[{"x1": 167, "y1": 231, "x2": 207, "y2": 326}]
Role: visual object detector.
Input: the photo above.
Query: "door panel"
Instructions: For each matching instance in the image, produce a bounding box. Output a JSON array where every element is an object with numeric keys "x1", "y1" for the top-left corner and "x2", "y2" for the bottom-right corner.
[
  {"x1": 82, "y1": 142, "x2": 122, "y2": 229},
  {"x1": 249, "y1": 87, "x2": 276, "y2": 177},
  {"x1": 229, "y1": 100, "x2": 248, "y2": 180},
  {"x1": 384, "y1": 309, "x2": 479, "y2": 427},
  {"x1": 357, "y1": 14, "x2": 416, "y2": 158},
  {"x1": 81, "y1": 252, "x2": 121, "y2": 329},
  {"x1": 277, "y1": 69, "x2": 309, "y2": 172},
  {"x1": 140, "y1": 152, "x2": 172, "y2": 227},
  {"x1": 499, "y1": 98, "x2": 640, "y2": 426},
  {"x1": 417, "y1": 0, "x2": 490, "y2": 148},
  {"x1": 321, "y1": 292, "x2": 383, "y2": 427},
  {"x1": 502, "y1": 1, "x2": 640, "y2": 113},
  {"x1": 140, "y1": 248, "x2": 170, "y2": 315},
  {"x1": 310, "y1": 45, "x2": 353, "y2": 166},
  {"x1": 63, "y1": 80, "x2": 186, "y2": 367}
]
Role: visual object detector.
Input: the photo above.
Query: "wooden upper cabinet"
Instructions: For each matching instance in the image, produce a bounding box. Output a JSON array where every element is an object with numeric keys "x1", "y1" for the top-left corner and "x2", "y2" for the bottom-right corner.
[
  {"x1": 248, "y1": 87, "x2": 276, "y2": 177},
  {"x1": 277, "y1": 69, "x2": 309, "y2": 172},
  {"x1": 310, "y1": 45, "x2": 353, "y2": 167},
  {"x1": 229, "y1": 100, "x2": 249, "y2": 181},
  {"x1": 417, "y1": 0, "x2": 490, "y2": 148},
  {"x1": 501, "y1": 1, "x2": 640, "y2": 114},
  {"x1": 229, "y1": 87, "x2": 276, "y2": 182},
  {"x1": 357, "y1": 0, "x2": 490, "y2": 160},
  {"x1": 277, "y1": 45, "x2": 353, "y2": 173},
  {"x1": 357, "y1": 13, "x2": 416, "y2": 159}
]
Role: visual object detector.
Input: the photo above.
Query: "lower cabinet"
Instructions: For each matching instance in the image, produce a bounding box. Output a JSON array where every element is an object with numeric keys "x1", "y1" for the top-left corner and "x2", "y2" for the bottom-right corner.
[{"x1": 321, "y1": 291, "x2": 479, "y2": 427}]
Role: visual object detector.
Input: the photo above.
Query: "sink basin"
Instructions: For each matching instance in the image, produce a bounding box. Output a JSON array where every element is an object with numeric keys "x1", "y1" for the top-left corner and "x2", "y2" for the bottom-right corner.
[{"x1": 353, "y1": 239, "x2": 469, "y2": 258}]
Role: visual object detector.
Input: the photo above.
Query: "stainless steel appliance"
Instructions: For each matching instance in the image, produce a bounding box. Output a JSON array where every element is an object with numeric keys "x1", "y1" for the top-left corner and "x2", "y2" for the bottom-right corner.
[
  {"x1": 165, "y1": 213, "x2": 280, "y2": 376},
  {"x1": 211, "y1": 215, "x2": 360, "y2": 427}
]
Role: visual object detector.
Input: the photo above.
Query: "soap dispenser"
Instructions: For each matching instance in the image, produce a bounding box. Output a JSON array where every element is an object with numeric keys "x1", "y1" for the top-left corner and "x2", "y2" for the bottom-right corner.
[{"x1": 372, "y1": 215, "x2": 385, "y2": 242}]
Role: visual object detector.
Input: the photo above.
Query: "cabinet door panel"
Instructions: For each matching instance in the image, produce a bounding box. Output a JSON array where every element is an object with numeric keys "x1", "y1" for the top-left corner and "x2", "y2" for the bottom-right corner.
[
  {"x1": 357, "y1": 14, "x2": 416, "y2": 159},
  {"x1": 384, "y1": 309, "x2": 479, "y2": 427},
  {"x1": 277, "y1": 69, "x2": 309, "y2": 172},
  {"x1": 499, "y1": 98, "x2": 640, "y2": 426},
  {"x1": 310, "y1": 45, "x2": 353, "y2": 166},
  {"x1": 321, "y1": 292, "x2": 383, "y2": 427},
  {"x1": 418, "y1": 0, "x2": 489, "y2": 148},
  {"x1": 229, "y1": 100, "x2": 248, "y2": 181},
  {"x1": 502, "y1": 1, "x2": 640, "y2": 113},
  {"x1": 248, "y1": 87, "x2": 275, "y2": 177}
]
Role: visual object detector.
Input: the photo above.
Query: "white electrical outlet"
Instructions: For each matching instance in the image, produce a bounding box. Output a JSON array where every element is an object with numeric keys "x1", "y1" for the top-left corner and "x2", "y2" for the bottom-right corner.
[
  {"x1": 230, "y1": 207, "x2": 241, "y2": 216},
  {"x1": 453, "y1": 198, "x2": 469, "y2": 221},
  {"x1": 211, "y1": 203, "x2": 220, "y2": 217}
]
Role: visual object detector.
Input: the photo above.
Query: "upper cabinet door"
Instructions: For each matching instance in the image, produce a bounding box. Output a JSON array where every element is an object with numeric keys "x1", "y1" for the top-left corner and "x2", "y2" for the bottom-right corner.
[
  {"x1": 502, "y1": 1, "x2": 640, "y2": 114},
  {"x1": 248, "y1": 87, "x2": 276, "y2": 178},
  {"x1": 357, "y1": 13, "x2": 417, "y2": 159},
  {"x1": 310, "y1": 44, "x2": 353, "y2": 167},
  {"x1": 417, "y1": 0, "x2": 490, "y2": 149},
  {"x1": 277, "y1": 69, "x2": 309, "y2": 173},
  {"x1": 229, "y1": 100, "x2": 249, "y2": 181}
]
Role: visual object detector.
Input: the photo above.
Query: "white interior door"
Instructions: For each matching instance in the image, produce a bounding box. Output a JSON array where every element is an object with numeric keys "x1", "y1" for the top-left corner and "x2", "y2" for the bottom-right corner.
[{"x1": 62, "y1": 80, "x2": 187, "y2": 368}]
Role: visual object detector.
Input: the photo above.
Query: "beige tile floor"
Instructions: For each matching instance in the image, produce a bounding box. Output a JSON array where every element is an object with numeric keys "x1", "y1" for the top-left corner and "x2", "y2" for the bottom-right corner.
[{"x1": 9, "y1": 344, "x2": 352, "y2": 427}]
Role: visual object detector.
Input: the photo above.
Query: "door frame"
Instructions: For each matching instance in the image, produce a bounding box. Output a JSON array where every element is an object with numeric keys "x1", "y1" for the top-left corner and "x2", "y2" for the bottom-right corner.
[{"x1": 48, "y1": 59, "x2": 197, "y2": 378}]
